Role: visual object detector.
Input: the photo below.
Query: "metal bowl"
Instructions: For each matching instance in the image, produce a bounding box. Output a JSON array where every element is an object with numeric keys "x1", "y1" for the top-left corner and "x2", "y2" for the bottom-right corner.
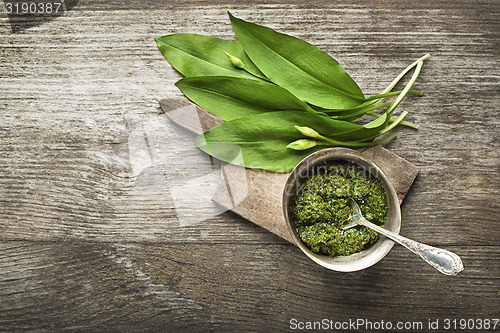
[{"x1": 282, "y1": 147, "x2": 401, "y2": 272}]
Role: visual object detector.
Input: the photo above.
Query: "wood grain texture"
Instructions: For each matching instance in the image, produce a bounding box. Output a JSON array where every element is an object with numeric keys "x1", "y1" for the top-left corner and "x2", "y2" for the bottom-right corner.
[
  {"x1": 0, "y1": 241, "x2": 498, "y2": 332},
  {"x1": 0, "y1": 0, "x2": 499, "y2": 331}
]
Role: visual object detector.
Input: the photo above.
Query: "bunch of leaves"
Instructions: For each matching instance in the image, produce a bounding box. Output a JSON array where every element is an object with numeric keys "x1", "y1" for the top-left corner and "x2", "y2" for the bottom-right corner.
[{"x1": 155, "y1": 12, "x2": 429, "y2": 172}]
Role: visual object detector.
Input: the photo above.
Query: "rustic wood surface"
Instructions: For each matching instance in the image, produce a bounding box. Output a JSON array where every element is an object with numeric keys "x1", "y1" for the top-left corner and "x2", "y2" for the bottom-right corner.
[{"x1": 1, "y1": 0, "x2": 499, "y2": 332}]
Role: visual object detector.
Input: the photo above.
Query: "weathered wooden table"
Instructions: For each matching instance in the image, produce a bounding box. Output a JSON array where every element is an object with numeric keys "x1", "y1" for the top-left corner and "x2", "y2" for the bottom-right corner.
[{"x1": 1, "y1": 1, "x2": 498, "y2": 331}]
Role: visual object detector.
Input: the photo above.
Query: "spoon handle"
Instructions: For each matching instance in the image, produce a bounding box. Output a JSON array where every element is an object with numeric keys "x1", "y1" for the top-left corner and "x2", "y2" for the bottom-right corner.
[{"x1": 361, "y1": 219, "x2": 464, "y2": 275}]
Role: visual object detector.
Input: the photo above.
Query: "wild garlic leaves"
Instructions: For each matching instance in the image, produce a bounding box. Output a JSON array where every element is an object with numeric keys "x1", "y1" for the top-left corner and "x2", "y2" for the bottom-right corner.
[
  {"x1": 175, "y1": 76, "x2": 317, "y2": 121},
  {"x1": 195, "y1": 111, "x2": 361, "y2": 172},
  {"x1": 228, "y1": 12, "x2": 365, "y2": 110},
  {"x1": 156, "y1": 12, "x2": 429, "y2": 172},
  {"x1": 154, "y1": 33, "x2": 265, "y2": 79}
]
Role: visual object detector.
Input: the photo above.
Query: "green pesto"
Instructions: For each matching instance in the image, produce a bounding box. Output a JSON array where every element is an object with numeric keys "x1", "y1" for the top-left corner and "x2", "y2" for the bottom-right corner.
[{"x1": 291, "y1": 162, "x2": 388, "y2": 257}]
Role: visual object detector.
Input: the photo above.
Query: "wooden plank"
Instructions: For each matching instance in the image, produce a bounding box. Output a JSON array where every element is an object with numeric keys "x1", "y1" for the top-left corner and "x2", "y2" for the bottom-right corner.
[
  {"x1": 0, "y1": 241, "x2": 498, "y2": 332},
  {"x1": 160, "y1": 98, "x2": 418, "y2": 242}
]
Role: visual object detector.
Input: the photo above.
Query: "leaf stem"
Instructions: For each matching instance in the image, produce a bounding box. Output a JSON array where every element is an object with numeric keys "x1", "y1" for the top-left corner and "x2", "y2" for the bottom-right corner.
[
  {"x1": 361, "y1": 111, "x2": 409, "y2": 142},
  {"x1": 330, "y1": 102, "x2": 393, "y2": 119},
  {"x1": 225, "y1": 52, "x2": 271, "y2": 81},
  {"x1": 243, "y1": 67, "x2": 272, "y2": 82},
  {"x1": 345, "y1": 54, "x2": 431, "y2": 111},
  {"x1": 366, "y1": 111, "x2": 418, "y2": 129},
  {"x1": 381, "y1": 54, "x2": 430, "y2": 95},
  {"x1": 358, "y1": 56, "x2": 428, "y2": 129},
  {"x1": 385, "y1": 60, "x2": 424, "y2": 116},
  {"x1": 315, "y1": 133, "x2": 398, "y2": 147},
  {"x1": 366, "y1": 90, "x2": 423, "y2": 100},
  {"x1": 322, "y1": 89, "x2": 422, "y2": 114}
]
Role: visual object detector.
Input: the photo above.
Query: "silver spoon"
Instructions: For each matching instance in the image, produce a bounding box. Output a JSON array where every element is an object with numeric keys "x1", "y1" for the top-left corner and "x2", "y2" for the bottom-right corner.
[{"x1": 344, "y1": 198, "x2": 464, "y2": 275}]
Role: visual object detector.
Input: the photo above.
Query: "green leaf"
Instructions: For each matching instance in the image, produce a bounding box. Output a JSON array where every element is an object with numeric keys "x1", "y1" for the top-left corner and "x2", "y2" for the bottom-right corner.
[
  {"x1": 175, "y1": 76, "x2": 316, "y2": 121},
  {"x1": 196, "y1": 111, "x2": 362, "y2": 172},
  {"x1": 229, "y1": 12, "x2": 365, "y2": 109},
  {"x1": 327, "y1": 109, "x2": 391, "y2": 141},
  {"x1": 155, "y1": 33, "x2": 265, "y2": 79}
]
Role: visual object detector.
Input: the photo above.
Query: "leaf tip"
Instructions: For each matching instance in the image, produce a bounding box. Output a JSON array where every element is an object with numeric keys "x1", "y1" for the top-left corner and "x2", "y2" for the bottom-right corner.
[
  {"x1": 173, "y1": 78, "x2": 183, "y2": 88},
  {"x1": 195, "y1": 133, "x2": 209, "y2": 152}
]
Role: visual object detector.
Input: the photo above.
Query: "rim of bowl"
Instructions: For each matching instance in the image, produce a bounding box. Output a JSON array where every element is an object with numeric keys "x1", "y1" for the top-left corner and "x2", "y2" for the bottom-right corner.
[{"x1": 282, "y1": 147, "x2": 401, "y2": 272}]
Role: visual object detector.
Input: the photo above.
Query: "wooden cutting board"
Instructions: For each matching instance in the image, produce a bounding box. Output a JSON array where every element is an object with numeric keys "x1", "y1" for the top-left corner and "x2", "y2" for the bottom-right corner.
[{"x1": 159, "y1": 98, "x2": 418, "y2": 243}]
